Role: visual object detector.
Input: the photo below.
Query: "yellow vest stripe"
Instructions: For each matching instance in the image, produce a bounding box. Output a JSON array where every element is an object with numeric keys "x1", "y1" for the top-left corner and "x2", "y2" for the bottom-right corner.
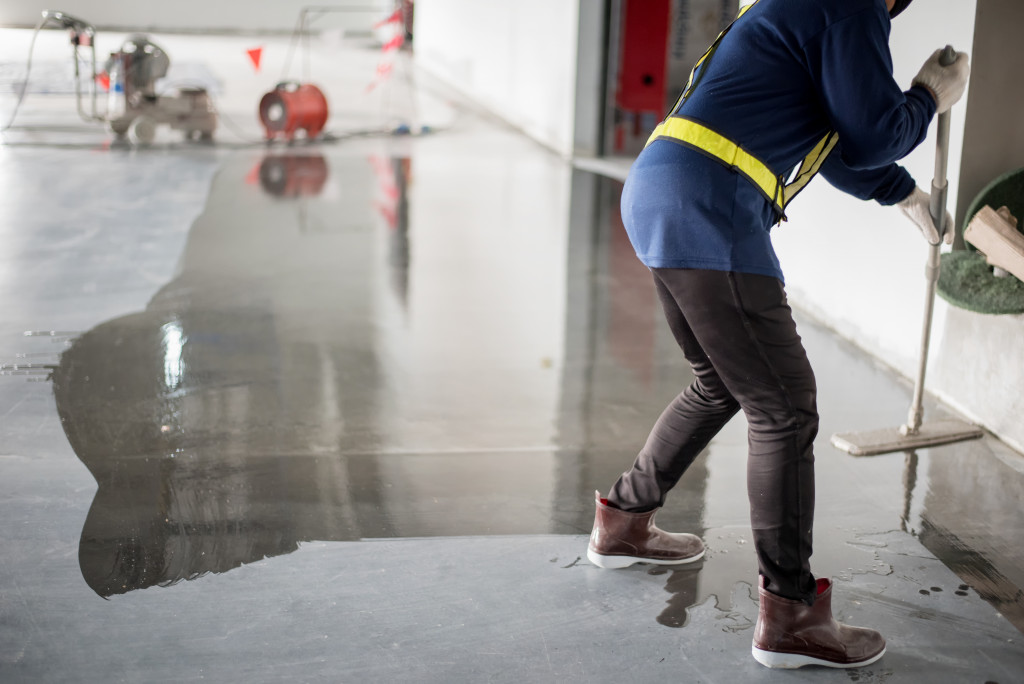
[
  {"x1": 781, "y1": 131, "x2": 839, "y2": 206},
  {"x1": 647, "y1": 117, "x2": 783, "y2": 208},
  {"x1": 646, "y1": 117, "x2": 836, "y2": 220}
]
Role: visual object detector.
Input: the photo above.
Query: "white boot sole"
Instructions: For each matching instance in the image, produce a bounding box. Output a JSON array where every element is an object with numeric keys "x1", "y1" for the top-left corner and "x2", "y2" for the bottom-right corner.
[
  {"x1": 751, "y1": 645, "x2": 886, "y2": 669},
  {"x1": 586, "y1": 547, "x2": 705, "y2": 569}
]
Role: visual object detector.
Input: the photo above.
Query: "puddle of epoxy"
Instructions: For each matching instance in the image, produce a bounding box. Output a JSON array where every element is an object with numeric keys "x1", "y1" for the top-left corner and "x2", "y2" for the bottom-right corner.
[
  {"x1": 648, "y1": 525, "x2": 894, "y2": 630},
  {"x1": 39, "y1": 159, "x2": 709, "y2": 597}
]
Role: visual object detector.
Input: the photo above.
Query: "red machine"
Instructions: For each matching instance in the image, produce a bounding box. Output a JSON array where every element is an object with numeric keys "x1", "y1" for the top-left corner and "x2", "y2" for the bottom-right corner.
[{"x1": 258, "y1": 82, "x2": 329, "y2": 141}]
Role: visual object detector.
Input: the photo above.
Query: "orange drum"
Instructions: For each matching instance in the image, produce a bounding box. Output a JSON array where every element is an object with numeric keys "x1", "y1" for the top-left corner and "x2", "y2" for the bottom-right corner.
[{"x1": 258, "y1": 82, "x2": 328, "y2": 141}]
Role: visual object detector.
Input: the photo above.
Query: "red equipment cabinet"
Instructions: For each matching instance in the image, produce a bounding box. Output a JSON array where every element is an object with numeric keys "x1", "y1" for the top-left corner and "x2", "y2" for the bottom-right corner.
[
  {"x1": 612, "y1": 0, "x2": 672, "y2": 153},
  {"x1": 617, "y1": 0, "x2": 671, "y2": 113},
  {"x1": 258, "y1": 82, "x2": 329, "y2": 141}
]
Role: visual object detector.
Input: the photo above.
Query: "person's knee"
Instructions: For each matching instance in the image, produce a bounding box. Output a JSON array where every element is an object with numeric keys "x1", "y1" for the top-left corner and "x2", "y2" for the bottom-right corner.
[
  {"x1": 791, "y1": 386, "x2": 818, "y2": 426},
  {"x1": 690, "y1": 379, "x2": 739, "y2": 413},
  {"x1": 745, "y1": 387, "x2": 818, "y2": 436}
]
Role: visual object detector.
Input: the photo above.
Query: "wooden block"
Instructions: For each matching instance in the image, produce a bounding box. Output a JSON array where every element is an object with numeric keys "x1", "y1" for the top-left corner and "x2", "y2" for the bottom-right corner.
[{"x1": 964, "y1": 205, "x2": 1024, "y2": 283}]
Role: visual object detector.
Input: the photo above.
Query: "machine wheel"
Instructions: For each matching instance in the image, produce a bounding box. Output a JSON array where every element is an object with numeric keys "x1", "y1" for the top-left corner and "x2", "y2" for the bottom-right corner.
[
  {"x1": 129, "y1": 116, "x2": 157, "y2": 146},
  {"x1": 110, "y1": 118, "x2": 131, "y2": 138}
]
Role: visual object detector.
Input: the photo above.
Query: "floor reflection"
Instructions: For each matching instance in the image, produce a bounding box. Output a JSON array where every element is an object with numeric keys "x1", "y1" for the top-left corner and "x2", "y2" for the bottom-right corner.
[
  {"x1": 49, "y1": 150, "x2": 705, "y2": 596},
  {"x1": 912, "y1": 440, "x2": 1024, "y2": 631},
  {"x1": 54, "y1": 150, "x2": 395, "y2": 595}
]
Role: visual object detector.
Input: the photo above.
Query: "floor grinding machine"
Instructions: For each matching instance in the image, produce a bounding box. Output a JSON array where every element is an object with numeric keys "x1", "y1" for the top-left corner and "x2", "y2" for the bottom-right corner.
[
  {"x1": 13, "y1": 10, "x2": 217, "y2": 144},
  {"x1": 104, "y1": 34, "x2": 217, "y2": 144}
]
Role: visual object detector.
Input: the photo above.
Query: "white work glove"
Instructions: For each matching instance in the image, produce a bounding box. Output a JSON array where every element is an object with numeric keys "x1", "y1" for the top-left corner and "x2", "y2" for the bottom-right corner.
[
  {"x1": 912, "y1": 49, "x2": 971, "y2": 113},
  {"x1": 898, "y1": 187, "x2": 954, "y2": 245}
]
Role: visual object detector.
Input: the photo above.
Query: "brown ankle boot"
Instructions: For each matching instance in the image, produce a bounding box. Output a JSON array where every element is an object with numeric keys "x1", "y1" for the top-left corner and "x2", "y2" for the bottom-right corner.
[
  {"x1": 586, "y1": 491, "x2": 704, "y2": 569},
  {"x1": 752, "y1": 576, "x2": 886, "y2": 669}
]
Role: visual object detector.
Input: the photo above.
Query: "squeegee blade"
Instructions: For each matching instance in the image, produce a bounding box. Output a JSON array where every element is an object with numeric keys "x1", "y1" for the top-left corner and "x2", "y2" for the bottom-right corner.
[{"x1": 830, "y1": 419, "x2": 983, "y2": 456}]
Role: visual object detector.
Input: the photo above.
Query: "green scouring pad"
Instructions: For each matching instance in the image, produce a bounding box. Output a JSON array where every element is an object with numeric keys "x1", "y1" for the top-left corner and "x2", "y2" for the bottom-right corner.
[
  {"x1": 937, "y1": 167, "x2": 1024, "y2": 315},
  {"x1": 938, "y1": 250, "x2": 1024, "y2": 314}
]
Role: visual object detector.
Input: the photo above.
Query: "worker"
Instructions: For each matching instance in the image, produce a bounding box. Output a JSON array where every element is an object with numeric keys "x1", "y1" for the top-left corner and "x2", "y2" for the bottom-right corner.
[{"x1": 587, "y1": 0, "x2": 969, "y2": 670}]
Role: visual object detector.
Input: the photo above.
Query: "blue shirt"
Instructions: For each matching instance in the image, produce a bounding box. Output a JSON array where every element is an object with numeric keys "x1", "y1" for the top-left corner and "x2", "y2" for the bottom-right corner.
[{"x1": 622, "y1": 0, "x2": 937, "y2": 280}]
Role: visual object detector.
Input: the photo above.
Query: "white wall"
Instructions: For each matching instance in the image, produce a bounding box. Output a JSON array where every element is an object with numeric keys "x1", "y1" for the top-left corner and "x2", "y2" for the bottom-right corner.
[
  {"x1": 413, "y1": 0, "x2": 580, "y2": 157},
  {"x1": 0, "y1": 1, "x2": 391, "y2": 33}
]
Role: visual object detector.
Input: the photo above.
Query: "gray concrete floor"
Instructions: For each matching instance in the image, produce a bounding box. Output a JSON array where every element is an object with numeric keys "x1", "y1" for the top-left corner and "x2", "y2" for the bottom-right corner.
[{"x1": 1, "y1": 29, "x2": 1023, "y2": 684}]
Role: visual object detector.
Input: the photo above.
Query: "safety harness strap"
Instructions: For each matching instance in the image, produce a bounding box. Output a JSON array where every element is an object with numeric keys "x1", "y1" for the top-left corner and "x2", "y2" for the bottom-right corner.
[
  {"x1": 646, "y1": 117, "x2": 782, "y2": 209},
  {"x1": 781, "y1": 130, "x2": 840, "y2": 208},
  {"x1": 649, "y1": 0, "x2": 838, "y2": 221},
  {"x1": 646, "y1": 118, "x2": 837, "y2": 220}
]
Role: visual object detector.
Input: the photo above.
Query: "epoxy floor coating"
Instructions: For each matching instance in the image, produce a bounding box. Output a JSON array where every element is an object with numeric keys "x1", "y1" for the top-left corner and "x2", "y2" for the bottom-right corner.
[{"x1": 1, "y1": 30, "x2": 1024, "y2": 684}]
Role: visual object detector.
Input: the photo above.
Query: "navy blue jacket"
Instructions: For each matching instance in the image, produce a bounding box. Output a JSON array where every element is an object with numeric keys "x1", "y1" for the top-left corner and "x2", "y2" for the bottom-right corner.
[{"x1": 622, "y1": 0, "x2": 937, "y2": 280}]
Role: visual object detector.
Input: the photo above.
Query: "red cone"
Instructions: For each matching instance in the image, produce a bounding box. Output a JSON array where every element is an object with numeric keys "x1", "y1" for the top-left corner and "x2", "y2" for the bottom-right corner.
[{"x1": 246, "y1": 47, "x2": 263, "y2": 72}]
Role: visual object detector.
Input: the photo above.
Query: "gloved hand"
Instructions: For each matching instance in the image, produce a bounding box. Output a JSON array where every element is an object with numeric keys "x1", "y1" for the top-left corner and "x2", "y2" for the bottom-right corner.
[
  {"x1": 898, "y1": 187, "x2": 954, "y2": 245},
  {"x1": 912, "y1": 49, "x2": 971, "y2": 113}
]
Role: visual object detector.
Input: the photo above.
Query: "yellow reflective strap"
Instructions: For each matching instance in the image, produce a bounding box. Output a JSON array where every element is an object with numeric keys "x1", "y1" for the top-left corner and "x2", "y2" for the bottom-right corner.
[
  {"x1": 645, "y1": 118, "x2": 840, "y2": 219},
  {"x1": 736, "y1": 2, "x2": 758, "y2": 19},
  {"x1": 781, "y1": 132, "x2": 839, "y2": 207},
  {"x1": 647, "y1": 117, "x2": 783, "y2": 211},
  {"x1": 672, "y1": 49, "x2": 710, "y2": 115}
]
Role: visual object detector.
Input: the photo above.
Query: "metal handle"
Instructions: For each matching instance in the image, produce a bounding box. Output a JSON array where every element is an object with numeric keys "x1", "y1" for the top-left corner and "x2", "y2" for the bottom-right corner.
[
  {"x1": 929, "y1": 45, "x2": 957, "y2": 237},
  {"x1": 904, "y1": 45, "x2": 958, "y2": 436},
  {"x1": 939, "y1": 44, "x2": 957, "y2": 66}
]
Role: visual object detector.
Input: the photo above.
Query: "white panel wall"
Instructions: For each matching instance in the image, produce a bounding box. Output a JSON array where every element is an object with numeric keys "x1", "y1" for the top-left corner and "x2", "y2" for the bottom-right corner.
[
  {"x1": 413, "y1": 0, "x2": 580, "y2": 157},
  {"x1": 0, "y1": 1, "x2": 391, "y2": 33}
]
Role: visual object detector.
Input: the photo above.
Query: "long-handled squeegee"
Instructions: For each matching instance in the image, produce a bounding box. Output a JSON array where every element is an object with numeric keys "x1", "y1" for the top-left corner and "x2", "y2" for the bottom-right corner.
[{"x1": 831, "y1": 46, "x2": 984, "y2": 457}]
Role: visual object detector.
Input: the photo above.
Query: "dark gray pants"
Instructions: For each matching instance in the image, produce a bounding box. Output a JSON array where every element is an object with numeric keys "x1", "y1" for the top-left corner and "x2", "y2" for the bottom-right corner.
[{"x1": 608, "y1": 268, "x2": 818, "y2": 603}]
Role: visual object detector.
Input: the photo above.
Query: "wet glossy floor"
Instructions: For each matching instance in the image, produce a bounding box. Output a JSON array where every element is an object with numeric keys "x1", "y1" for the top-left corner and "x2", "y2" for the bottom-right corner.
[{"x1": 2, "y1": 33, "x2": 1024, "y2": 684}]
